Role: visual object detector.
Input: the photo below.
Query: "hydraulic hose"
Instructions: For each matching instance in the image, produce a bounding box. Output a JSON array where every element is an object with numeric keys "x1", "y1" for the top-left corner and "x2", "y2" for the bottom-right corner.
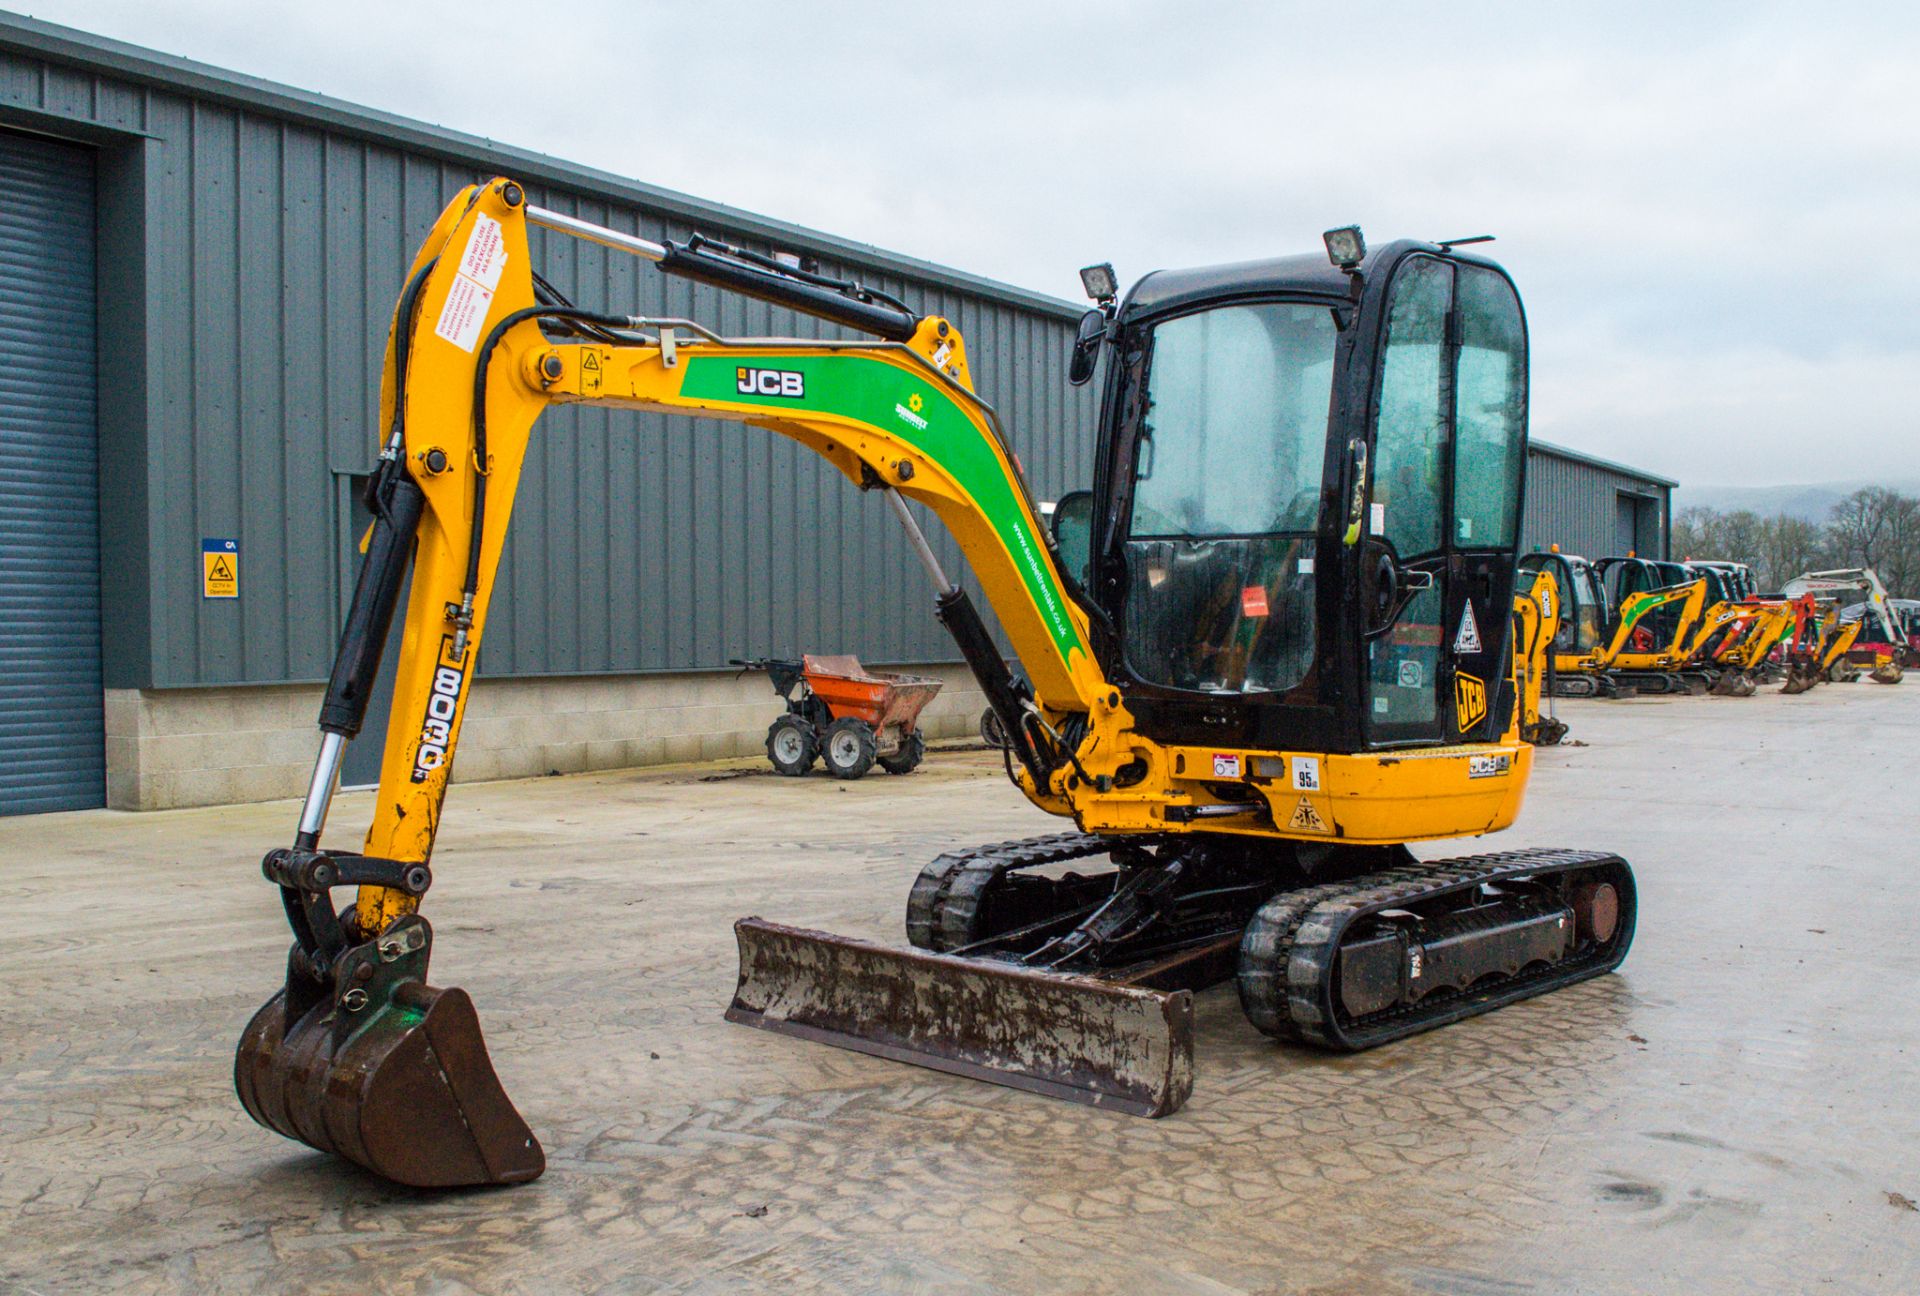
[{"x1": 456, "y1": 305, "x2": 636, "y2": 655}]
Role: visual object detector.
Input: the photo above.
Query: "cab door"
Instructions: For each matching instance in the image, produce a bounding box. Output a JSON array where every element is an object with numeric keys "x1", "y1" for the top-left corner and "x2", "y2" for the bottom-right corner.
[{"x1": 1363, "y1": 255, "x2": 1528, "y2": 747}]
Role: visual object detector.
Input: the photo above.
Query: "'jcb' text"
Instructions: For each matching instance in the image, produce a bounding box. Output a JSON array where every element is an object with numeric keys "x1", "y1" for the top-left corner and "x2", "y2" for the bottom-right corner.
[{"x1": 736, "y1": 367, "x2": 805, "y2": 398}]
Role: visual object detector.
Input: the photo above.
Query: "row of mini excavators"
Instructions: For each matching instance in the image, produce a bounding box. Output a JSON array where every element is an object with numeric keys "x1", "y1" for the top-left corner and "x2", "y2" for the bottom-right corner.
[
  {"x1": 234, "y1": 180, "x2": 1635, "y2": 1188},
  {"x1": 1517, "y1": 550, "x2": 1903, "y2": 698}
]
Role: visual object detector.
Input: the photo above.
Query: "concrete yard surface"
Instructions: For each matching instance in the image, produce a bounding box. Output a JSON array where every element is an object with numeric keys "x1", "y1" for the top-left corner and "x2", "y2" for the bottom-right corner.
[{"x1": 4, "y1": 685, "x2": 1918, "y2": 1294}]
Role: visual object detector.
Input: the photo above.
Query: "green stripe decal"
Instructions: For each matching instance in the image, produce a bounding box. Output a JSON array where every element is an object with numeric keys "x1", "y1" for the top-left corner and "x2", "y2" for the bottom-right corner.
[{"x1": 681, "y1": 354, "x2": 1084, "y2": 665}]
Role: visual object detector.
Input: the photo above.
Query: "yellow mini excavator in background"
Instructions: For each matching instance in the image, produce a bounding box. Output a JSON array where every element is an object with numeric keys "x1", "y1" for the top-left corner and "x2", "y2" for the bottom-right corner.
[
  {"x1": 236, "y1": 180, "x2": 1636, "y2": 1188},
  {"x1": 1519, "y1": 549, "x2": 1700, "y2": 696}
]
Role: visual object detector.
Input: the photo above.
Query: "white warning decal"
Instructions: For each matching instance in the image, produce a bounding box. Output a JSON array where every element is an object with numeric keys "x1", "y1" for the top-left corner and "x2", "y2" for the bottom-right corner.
[
  {"x1": 1453, "y1": 600, "x2": 1484, "y2": 654},
  {"x1": 1287, "y1": 796, "x2": 1331, "y2": 833},
  {"x1": 1290, "y1": 756, "x2": 1321, "y2": 791},
  {"x1": 433, "y1": 215, "x2": 511, "y2": 353},
  {"x1": 456, "y1": 213, "x2": 509, "y2": 290},
  {"x1": 434, "y1": 275, "x2": 494, "y2": 353}
]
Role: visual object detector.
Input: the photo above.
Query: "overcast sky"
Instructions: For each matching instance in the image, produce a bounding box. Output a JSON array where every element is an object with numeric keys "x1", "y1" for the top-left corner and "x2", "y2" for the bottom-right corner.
[{"x1": 24, "y1": 1, "x2": 1920, "y2": 487}]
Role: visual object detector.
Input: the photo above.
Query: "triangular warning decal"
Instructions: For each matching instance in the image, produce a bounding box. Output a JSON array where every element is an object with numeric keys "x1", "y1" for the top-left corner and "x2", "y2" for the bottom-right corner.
[
  {"x1": 1454, "y1": 600, "x2": 1483, "y2": 654},
  {"x1": 1287, "y1": 796, "x2": 1331, "y2": 833}
]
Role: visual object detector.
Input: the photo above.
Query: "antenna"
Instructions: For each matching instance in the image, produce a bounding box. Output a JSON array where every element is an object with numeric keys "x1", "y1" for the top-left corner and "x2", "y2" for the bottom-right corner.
[{"x1": 1437, "y1": 234, "x2": 1496, "y2": 250}]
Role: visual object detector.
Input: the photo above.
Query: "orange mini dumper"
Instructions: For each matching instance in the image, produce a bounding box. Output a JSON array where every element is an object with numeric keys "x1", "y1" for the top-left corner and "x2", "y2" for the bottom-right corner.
[{"x1": 734, "y1": 655, "x2": 942, "y2": 779}]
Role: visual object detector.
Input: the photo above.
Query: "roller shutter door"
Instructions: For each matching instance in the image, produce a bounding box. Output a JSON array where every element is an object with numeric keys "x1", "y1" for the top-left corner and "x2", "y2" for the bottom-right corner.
[{"x1": 0, "y1": 130, "x2": 102, "y2": 814}]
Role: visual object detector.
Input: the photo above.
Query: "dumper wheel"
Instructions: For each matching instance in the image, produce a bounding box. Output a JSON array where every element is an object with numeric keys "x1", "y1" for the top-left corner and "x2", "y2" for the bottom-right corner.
[
  {"x1": 766, "y1": 715, "x2": 818, "y2": 776},
  {"x1": 878, "y1": 731, "x2": 925, "y2": 775},
  {"x1": 822, "y1": 718, "x2": 877, "y2": 779}
]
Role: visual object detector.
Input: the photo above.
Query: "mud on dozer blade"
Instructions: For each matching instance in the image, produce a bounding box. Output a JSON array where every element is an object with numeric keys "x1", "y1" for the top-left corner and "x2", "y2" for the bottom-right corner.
[
  {"x1": 235, "y1": 851, "x2": 543, "y2": 1188},
  {"x1": 728, "y1": 919, "x2": 1195, "y2": 1116}
]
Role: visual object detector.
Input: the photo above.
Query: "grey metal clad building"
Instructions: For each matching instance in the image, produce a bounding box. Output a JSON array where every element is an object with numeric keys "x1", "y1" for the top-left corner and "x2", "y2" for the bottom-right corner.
[
  {"x1": 0, "y1": 13, "x2": 1675, "y2": 814},
  {"x1": 1522, "y1": 439, "x2": 1676, "y2": 562},
  {"x1": 0, "y1": 13, "x2": 1100, "y2": 812}
]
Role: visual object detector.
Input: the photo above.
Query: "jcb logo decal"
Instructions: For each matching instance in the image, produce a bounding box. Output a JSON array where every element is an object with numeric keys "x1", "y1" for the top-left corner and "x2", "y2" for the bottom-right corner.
[
  {"x1": 1455, "y1": 671, "x2": 1487, "y2": 732},
  {"x1": 411, "y1": 637, "x2": 468, "y2": 783},
  {"x1": 736, "y1": 366, "x2": 805, "y2": 398}
]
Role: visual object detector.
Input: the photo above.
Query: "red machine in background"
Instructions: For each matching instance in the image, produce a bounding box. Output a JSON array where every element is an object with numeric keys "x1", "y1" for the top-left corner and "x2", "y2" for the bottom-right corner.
[{"x1": 735, "y1": 655, "x2": 943, "y2": 779}]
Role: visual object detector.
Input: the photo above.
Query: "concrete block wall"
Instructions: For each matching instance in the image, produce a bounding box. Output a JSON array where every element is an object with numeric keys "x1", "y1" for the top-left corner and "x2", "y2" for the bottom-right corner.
[{"x1": 103, "y1": 665, "x2": 990, "y2": 810}]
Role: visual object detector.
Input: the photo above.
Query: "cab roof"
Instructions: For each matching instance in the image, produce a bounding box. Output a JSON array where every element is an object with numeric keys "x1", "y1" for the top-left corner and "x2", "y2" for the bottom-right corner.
[
  {"x1": 1119, "y1": 250, "x2": 1363, "y2": 321},
  {"x1": 1117, "y1": 238, "x2": 1474, "y2": 322}
]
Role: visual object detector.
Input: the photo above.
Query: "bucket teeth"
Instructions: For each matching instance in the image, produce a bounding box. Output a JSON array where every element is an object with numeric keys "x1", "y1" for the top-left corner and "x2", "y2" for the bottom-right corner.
[{"x1": 726, "y1": 917, "x2": 1195, "y2": 1117}]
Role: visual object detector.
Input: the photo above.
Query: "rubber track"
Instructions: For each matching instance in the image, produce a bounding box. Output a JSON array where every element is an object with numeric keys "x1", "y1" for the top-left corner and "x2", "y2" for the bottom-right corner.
[
  {"x1": 904, "y1": 832, "x2": 1121, "y2": 951},
  {"x1": 1238, "y1": 846, "x2": 1633, "y2": 1051}
]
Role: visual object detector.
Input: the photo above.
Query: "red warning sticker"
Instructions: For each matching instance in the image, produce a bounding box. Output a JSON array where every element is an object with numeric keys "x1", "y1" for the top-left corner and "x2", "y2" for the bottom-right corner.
[{"x1": 1241, "y1": 586, "x2": 1270, "y2": 618}]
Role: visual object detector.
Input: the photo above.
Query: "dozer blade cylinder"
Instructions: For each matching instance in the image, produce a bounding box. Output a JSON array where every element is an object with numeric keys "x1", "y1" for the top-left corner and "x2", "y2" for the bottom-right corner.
[{"x1": 727, "y1": 918, "x2": 1195, "y2": 1117}]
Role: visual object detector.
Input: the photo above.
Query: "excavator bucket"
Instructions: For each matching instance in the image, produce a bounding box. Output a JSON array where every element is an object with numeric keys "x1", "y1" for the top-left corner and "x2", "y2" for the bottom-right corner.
[
  {"x1": 234, "y1": 913, "x2": 543, "y2": 1188},
  {"x1": 727, "y1": 918, "x2": 1195, "y2": 1117}
]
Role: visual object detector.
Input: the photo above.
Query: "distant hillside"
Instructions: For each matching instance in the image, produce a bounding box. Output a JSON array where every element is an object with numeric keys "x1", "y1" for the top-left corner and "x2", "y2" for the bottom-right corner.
[{"x1": 1674, "y1": 479, "x2": 1920, "y2": 523}]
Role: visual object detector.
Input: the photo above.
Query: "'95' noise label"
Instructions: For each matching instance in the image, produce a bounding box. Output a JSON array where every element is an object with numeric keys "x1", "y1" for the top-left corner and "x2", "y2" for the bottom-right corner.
[
  {"x1": 736, "y1": 366, "x2": 805, "y2": 398},
  {"x1": 411, "y1": 639, "x2": 468, "y2": 783}
]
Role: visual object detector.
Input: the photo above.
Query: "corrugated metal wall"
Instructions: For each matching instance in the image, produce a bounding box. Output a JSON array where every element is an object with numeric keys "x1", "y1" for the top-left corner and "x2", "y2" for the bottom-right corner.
[
  {"x1": 0, "y1": 34, "x2": 1095, "y2": 689},
  {"x1": 1521, "y1": 446, "x2": 1670, "y2": 561}
]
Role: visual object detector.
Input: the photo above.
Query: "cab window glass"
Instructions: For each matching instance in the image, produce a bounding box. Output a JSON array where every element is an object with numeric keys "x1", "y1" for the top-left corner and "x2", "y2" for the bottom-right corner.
[
  {"x1": 1129, "y1": 303, "x2": 1335, "y2": 538},
  {"x1": 1371, "y1": 259, "x2": 1450, "y2": 558},
  {"x1": 1450, "y1": 265, "x2": 1527, "y2": 549},
  {"x1": 1119, "y1": 302, "x2": 1335, "y2": 696}
]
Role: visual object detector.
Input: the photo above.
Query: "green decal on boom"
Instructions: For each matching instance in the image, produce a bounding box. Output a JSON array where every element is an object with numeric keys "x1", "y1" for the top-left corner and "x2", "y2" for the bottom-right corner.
[{"x1": 681, "y1": 354, "x2": 1084, "y2": 667}]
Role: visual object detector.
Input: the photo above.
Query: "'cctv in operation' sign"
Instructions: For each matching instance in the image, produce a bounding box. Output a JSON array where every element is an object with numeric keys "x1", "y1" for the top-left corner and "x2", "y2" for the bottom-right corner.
[{"x1": 202, "y1": 538, "x2": 238, "y2": 599}]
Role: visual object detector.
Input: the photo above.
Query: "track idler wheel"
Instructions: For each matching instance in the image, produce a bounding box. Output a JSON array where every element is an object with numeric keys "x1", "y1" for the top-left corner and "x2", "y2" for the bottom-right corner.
[
  {"x1": 235, "y1": 913, "x2": 543, "y2": 1188},
  {"x1": 1568, "y1": 879, "x2": 1621, "y2": 943}
]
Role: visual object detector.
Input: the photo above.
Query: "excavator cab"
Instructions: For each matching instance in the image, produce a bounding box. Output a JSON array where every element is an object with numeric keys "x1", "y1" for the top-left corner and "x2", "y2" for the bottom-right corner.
[
  {"x1": 1060, "y1": 243, "x2": 1529, "y2": 758},
  {"x1": 1517, "y1": 548, "x2": 1648, "y2": 696},
  {"x1": 1519, "y1": 550, "x2": 1609, "y2": 659}
]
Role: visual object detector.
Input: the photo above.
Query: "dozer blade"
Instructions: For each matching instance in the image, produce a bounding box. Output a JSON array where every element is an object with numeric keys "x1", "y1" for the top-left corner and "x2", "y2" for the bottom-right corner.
[
  {"x1": 727, "y1": 918, "x2": 1194, "y2": 1117},
  {"x1": 235, "y1": 918, "x2": 543, "y2": 1188}
]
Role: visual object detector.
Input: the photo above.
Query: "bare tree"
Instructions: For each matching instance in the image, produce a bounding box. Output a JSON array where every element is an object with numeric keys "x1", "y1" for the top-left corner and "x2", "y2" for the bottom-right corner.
[
  {"x1": 1759, "y1": 515, "x2": 1828, "y2": 591},
  {"x1": 1672, "y1": 506, "x2": 1719, "y2": 563},
  {"x1": 1827, "y1": 488, "x2": 1919, "y2": 596},
  {"x1": 1616, "y1": 490, "x2": 1917, "y2": 596}
]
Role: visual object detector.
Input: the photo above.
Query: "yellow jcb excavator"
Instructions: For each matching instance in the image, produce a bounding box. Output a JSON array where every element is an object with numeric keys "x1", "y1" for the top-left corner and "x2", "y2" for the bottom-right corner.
[
  {"x1": 1704, "y1": 596, "x2": 1797, "y2": 694},
  {"x1": 1518, "y1": 549, "x2": 1704, "y2": 696},
  {"x1": 235, "y1": 180, "x2": 1635, "y2": 1188},
  {"x1": 1594, "y1": 557, "x2": 1715, "y2": 693}
]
